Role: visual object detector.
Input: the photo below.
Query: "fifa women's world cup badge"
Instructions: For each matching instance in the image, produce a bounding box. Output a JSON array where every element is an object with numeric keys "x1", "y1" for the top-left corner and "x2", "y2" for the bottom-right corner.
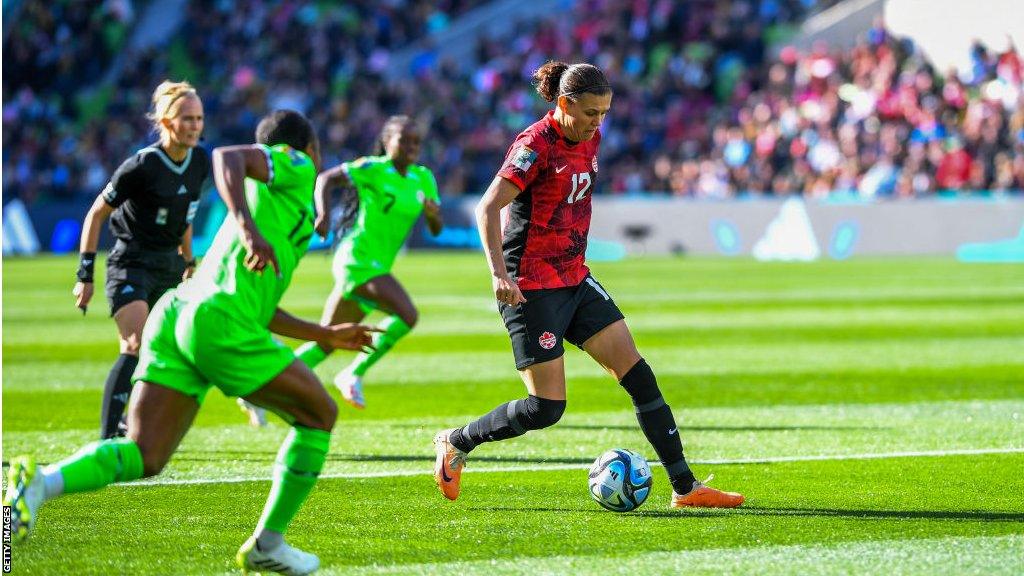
[
  {"x1": 512, "y1": 146, "x2": 537, "y2": 172},
  {"x1": 591, "y1": 155, "x2": 598, "y2": 172}
]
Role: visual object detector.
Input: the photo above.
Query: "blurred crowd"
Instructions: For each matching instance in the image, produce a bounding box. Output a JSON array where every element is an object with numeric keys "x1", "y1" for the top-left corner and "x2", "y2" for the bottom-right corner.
[
  {"x1": 657, "y1": 27, "x2": 1024, "y2": 197},
  {"x1": 2, "y1": 0, "x2": 477, "y2": 204},
  {"x1": 4, "y1": 0, "x2": 1023, "y2": 204}
]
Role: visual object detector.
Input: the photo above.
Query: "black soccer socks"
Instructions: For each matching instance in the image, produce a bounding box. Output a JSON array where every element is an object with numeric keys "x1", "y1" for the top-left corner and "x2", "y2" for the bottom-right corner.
[
  {"x1": 450, "y1": 395, "x2": 566, "y2": 453},
  {"x1": 100, "y1": 353, "x2": 138, "y2": 439},
  {"x1": 619, "y1": 359, "x2": 697, "y2": 493}
]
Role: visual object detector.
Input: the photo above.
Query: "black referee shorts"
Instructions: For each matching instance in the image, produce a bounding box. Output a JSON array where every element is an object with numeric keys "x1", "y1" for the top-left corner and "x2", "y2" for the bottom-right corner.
[
  {"x1": 105, "y1": 242, "x2": 186, "y2": 316},
  {"x1": 499, "y1": 274, "x2": 625, "y2": 370}
]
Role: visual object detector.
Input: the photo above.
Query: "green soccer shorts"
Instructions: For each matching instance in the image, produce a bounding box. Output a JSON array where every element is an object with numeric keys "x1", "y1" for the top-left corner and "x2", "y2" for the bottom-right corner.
[
  {"x1": 133, "y1": 292, "x2": 296, "y2": 403},
  {"x1": 332, "y1": 245, "x2": 389, "y2": 312}
]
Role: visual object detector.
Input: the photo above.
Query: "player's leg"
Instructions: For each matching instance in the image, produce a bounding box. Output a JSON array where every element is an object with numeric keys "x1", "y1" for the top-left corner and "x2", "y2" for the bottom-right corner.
[
  {"x1": 4, "y1": 381, "x2": 199, "y2": 543},
  {"x1": 333, "y1": 274, "x2": 416, "y2": 408},
  {"x1": 450, "y1": 356, "x2": 567, "y2": 448},
  {"x1": 99, "y1": 278, "x2": 150, "y2": 439},
  {"x1": 293, "y1": 288, "x2": 367, "y2": 369},
  {"x1": 234, "y1": 360, "x2": 337, "y2": 575},
  {"x1": 581, "y1": 319, "x2": 743, "y2": 508},
  {"x1": 347, "y1": 274, "x2": 417, "y2": 374},
  {"x1": 435, "y1": 291, "x2": 570, "y2": 500},
  {"x1": 435, "y1": 358, "x2": 568, "y2": 501},
  {"x1": 294, "y1": 251, "x2": 371, "y2": 370}
]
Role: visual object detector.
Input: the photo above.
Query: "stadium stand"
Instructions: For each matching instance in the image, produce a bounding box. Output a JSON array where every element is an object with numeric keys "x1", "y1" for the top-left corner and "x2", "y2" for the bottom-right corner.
[{"x1": 3, "y1": 0, "x2": 1022, "y2": 204}]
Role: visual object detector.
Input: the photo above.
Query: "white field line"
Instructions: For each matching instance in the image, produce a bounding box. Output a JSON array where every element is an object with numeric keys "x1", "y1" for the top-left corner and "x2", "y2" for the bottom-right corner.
[{"x1": 127, "y1": 446, "x2": 1024, "y2": 488}]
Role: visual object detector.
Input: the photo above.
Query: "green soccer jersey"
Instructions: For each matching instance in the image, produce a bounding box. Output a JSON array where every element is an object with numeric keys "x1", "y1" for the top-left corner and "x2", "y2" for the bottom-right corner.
[
  {"x1": 181, "y1": 144, "x2": 316, "y2": 326},
  {"x1": 337, "y1": 156, "x2": 440, "y2": 271}
]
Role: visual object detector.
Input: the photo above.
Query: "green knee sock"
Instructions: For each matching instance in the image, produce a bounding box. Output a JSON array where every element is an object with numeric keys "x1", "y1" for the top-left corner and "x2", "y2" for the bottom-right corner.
[
  {"x1": 255, "y1": 426, "x2": 331, "y2": 534},
  {"x1": 349, "y1": 316, "x2": 411, "y2": 377},
  {"x1": 57, "y1": 438, "x2": 144, "y2": 494},
  {"x1": 295, "y1": 341, "x2": 329, "y2": 369}
]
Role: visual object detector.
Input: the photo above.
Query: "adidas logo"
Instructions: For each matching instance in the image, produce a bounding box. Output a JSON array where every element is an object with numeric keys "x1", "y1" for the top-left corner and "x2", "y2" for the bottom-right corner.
[
  {"x1": 122, "y1": 285, "x2": 135, "y2": 294},
  {"x1": 177, "y1": 184, "x2": 187, "y2": 195}
]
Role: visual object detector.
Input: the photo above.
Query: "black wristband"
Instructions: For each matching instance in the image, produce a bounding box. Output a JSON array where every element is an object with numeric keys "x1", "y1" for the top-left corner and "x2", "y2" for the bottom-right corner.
[
  {"x1": 184, "y1": 258, "x2": 197, "y2": 268},
  {"x1": 77, "y1": 252, "x2": 96, "y2": 283}
]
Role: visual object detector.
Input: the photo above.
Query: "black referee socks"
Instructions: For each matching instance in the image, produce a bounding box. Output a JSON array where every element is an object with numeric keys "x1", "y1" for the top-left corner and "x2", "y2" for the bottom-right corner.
[
  {"x1": 620, "y1": 358, "x2": 697, "y2": 494},
  {"x1": 100, "y1": 353, "x2": 138, "y2": 439},
  {"x1": 450, "y1": 395, "x2": 566, "y2": 453}
]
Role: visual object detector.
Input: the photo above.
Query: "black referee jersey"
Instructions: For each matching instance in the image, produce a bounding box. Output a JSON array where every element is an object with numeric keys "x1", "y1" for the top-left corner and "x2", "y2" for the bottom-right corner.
[{"x1": 102, "y1": 143, "x2": 210, "y2": 251}]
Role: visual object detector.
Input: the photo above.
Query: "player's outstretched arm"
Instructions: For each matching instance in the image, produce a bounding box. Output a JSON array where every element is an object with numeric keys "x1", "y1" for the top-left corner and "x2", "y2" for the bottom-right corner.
[
  {"x1": 73, "y1": 193, "x2": 116, "y2": 313},
  {"x1": 212, "y1": 145, "x2": 279, "y2": 275},
  {"x1": 269, "y1": 308, "x2": 381, "y2": 352},
  {"x1": 475, "y1": 176, "x2": 527, "y2": 305},
  {"x1": 313, "y1": 164, "x2": 353, "y2": 239}
]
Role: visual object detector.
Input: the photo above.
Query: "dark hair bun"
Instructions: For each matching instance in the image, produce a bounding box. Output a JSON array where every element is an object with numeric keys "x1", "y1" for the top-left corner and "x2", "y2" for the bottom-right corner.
[{"x1": 533, "y1": 61, "x2": 570, "y2": 102}]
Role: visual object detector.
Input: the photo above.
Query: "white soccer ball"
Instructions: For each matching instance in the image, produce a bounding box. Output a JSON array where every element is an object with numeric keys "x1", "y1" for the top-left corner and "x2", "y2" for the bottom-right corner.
[{"x1": 587, "y1": 448, "x2": 653, "y2": 512}]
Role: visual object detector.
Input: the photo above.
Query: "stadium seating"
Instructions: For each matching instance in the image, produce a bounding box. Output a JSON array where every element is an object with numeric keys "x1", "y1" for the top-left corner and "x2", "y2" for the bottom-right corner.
[{"x1": 3, "y1": 0, "x2": 1022, "y2": 203}]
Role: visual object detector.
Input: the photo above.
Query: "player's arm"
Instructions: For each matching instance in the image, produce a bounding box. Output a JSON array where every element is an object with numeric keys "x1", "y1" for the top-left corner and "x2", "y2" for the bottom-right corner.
[
  {"x1": 179, "y1": 224, "x2": 195, "y2": 280},
  {"x1": 73, "y1": 193, "x2": 117, "y2": 313},
  {"x1": 424, "y1": 202, "x2": 443, "y2": 236},
  {"x1": 211, "y1": 145, "x2": 279, "y2": 276},
  {"x1": 269, "y1": 308, "x2": 380, "y2": 352},
  {"x1": 475, "y1": 176, "x2": 526, "y2": 305},
  {"x1": 313, "y1": 163, "x2": 353, "y2": 239},
  {"x1": 423, "y1": 171, "x2": 444, "y2": 236}
]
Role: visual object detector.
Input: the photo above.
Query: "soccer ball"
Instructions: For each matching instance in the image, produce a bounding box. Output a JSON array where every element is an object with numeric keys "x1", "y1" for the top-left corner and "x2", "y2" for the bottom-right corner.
[{"x1": 587, "y1": 449, "x2": 653, "y2": 512}]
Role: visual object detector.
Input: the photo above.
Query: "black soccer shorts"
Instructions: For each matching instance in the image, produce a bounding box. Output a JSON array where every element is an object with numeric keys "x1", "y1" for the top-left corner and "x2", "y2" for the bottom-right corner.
[
  {"x1": 105, "y1": 242, "x2": 186, "y2": 316},
  {"x1": 499, "y1": 274, "x2": 625, "y2": 370}
]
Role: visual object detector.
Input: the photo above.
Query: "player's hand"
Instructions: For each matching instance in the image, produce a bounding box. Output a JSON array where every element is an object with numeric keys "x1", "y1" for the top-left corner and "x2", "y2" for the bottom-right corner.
[
  {"x1": 73, "y1": 281, "x2": 93, "y2": 312},
  {"x1": 423, "y1": 199, "x2": 441, "y2": 219},
  {"x1": 240, "y1": 225, "x2": 281, "y2": 277},
  {"x1": 314, "y1": 214, "x2": 330, "y2": 240},
  {"x1": 493, "y1": 274, "x2": 526, "y2": 305},
  {"x1": 321, "y1": 323, "x2": 383, "y2": 352},
  {"x1": 182, "y1": 260, "x2": 196, "y2": 281}
]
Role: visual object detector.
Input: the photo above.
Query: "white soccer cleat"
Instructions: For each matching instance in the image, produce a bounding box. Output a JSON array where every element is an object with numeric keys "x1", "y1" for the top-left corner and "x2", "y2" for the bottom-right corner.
[
  {"x1": 237, "y1": 398, "x2": 268, "y2": 428},
  {"x1": 3, "y1": 456, "x2": 46, "y2": 543},
  {"x1": 333, "y1": 371, "x2": 365, "y2": 410},
  {"x1": 237, "y1": 536, "x2": 320, "y2": 575}
]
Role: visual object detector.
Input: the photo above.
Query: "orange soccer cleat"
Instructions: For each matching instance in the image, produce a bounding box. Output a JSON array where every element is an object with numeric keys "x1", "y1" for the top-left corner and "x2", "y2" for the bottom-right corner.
[
  {"x1": 670, "y1": 475, "x2": 745, "y2": 508},
  {"x1": 433, "y1": 429, "x2": 467, "y2": 501}
]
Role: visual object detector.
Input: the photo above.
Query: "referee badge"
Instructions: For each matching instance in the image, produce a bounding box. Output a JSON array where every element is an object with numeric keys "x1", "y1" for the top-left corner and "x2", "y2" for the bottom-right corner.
[{"x1": 539, "y1": 331, "x2": 557, "y2": 350}]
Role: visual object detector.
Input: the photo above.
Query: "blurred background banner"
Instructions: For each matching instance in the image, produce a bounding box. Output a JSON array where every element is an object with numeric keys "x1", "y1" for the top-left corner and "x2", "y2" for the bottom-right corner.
[
  {"x1": 3, "y1": 0, "x2": 1023, "y2": 258},
  {"x1": 409, "y1": 194, "x2": 1024, "y2": 260}
]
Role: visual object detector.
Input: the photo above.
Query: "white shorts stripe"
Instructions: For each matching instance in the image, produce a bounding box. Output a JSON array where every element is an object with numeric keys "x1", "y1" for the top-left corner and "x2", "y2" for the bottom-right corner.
[{"x1": 586, "y1": 277, "x2": 610, "y2": 301}]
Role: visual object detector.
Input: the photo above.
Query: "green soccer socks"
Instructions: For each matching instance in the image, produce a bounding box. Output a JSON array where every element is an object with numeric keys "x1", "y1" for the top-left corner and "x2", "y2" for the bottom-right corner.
[
  {"x1": 55, "y1": 438, "x2": 145, "y2": 493},
  {"x1": 349, "y1": 315, "x2": 411, "y2": 377},
  {"x1": 255, "y1": 426, "x2": 330, "y2": 535}
]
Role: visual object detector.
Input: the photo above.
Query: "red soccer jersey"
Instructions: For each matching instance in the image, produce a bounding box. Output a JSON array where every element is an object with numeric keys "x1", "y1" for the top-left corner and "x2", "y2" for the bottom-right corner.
[{"x1": 497, "y1": 110, "x2": 601, "y2": 290}]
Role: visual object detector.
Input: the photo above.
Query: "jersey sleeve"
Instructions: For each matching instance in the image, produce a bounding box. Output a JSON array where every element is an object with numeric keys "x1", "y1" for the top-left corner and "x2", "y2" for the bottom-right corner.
[
  {"x1": 497, "y1": 130, "x2": 548, "y2": 191},
  {"x1": 259, "y1": 144, "x2": 315, "y2": 190},
  {"x1": 341, "y1": 157, "x2": 374, "y2": 190},
  {"x1": 102, "y1": 153, "x2": 147, "y2": 207}
]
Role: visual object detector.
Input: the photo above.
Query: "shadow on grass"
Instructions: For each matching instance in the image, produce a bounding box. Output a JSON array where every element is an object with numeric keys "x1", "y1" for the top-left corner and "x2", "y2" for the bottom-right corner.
[
  {"x1": 635, "y1": 506, "x2": 1024, "y2": 522},
  {"x1": 477, "y1": 506, "x2": 1024, "y2": 522},
  {"x1": 167, "y1": 452, "x2": 593, "y2": 465},
  {"x1": 558, "y1": 425, "x2": 884, "y2": 432}
]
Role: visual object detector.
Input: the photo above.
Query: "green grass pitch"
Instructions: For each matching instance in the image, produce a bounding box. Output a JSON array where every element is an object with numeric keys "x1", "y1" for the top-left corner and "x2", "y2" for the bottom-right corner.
[{"x1": 3, "y1": 252, "x2": 1023, "y2": 575}]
